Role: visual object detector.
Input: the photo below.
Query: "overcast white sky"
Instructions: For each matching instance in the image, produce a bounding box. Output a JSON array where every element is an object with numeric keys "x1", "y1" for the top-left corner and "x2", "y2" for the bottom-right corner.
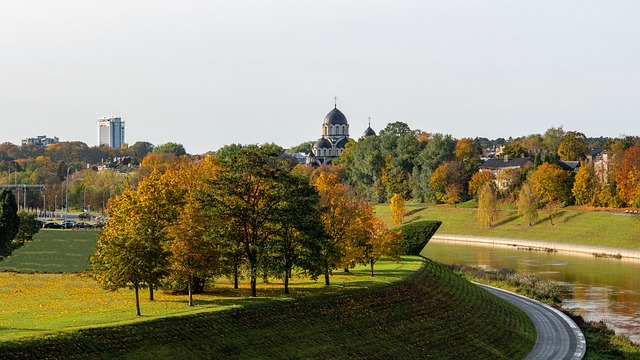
[{"x1": 1, "y1": 1, "x2": 639, "y2": 154}]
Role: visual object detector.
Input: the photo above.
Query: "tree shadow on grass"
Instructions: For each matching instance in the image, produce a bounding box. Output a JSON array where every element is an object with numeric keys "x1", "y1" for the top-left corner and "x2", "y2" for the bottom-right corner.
[
  {"x1": 406, "y1": 206, "x2": 428, "y2": 217},
  {"x1": 493, "y1": 215, "x2": 519, "y2": 227}
]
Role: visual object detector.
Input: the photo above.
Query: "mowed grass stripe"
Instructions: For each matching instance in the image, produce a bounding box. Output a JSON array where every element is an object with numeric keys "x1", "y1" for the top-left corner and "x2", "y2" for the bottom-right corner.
[
  {"x1": 0, "y1": 230, "x2": 98, "y2": 273},
  {"x1": 0, "y1": 259, "x2": 535, "y2": 359}
]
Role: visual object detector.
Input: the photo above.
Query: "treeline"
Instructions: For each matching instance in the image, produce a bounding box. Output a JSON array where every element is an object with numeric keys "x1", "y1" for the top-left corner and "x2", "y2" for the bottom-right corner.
[
  {"x1": 336, "y1": 122, "x2": 640, "y2": 208},
  {"x1": 90, "y1": 145, "x2": 404, "y2": 315},
  {"x1": 0, "y1": 140, "x2": 187, "y2": 213}
]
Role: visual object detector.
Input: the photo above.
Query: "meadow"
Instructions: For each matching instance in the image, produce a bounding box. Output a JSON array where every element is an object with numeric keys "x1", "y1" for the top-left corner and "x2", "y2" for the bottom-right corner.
[{"x1": 0, "y1": 258, "x2": 535, "y2": 359}]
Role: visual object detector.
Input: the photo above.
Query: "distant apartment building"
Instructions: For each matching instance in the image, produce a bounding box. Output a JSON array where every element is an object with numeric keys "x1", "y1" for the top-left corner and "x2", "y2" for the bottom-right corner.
[
  {"x1": 22, "y1": 135, "x2": 59, "y2": 147},
  {"x1": 98, "y1": 116, "x2": 125, "y2": 149}
]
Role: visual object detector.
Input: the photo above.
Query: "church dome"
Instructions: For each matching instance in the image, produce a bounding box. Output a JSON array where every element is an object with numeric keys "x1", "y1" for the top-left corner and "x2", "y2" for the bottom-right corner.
[
  {"x1": 335, "y1": 137, "x2": 349, "y2": 148},
  {"x1": 323, "y1": 107, "x2": 348, "y2": 125},
  {"x1": 363, "y1": 126, "x2": 376, "y2": 137},
  {"x1": 314, "y1": 138, "x2": 331, "y2": 149}
]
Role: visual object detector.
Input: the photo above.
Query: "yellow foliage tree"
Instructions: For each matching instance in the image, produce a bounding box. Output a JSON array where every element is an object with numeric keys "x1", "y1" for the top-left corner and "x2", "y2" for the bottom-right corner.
[{"x1": 389, "y1": 193, "x2": 405, "y2": 225}]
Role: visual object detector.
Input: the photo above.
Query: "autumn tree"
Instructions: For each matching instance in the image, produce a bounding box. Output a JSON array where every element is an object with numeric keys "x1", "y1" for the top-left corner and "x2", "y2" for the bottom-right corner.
[
  {"x1": 390, "y1": 193, "x2": 406, "y2": 225},
  {"x1": 516, "y1": 182, "x2": 539, "y2": 226},
  {"x1": 468, "y1": 171, "x2": 496, "y2": 198},
  {"x1": 429, "y1": 161, "x2": 466, "y2": 204},
  {"x1": 572, "y1": 163, "x2": 598, "y2": 206},
  {"x1": 477, "y1": 183, "x2": 498, "y2": 228},
  {"x1": 529, "y1": 163, "x2": 571, "y2": 225},
  {"x1": 616, "y1": 146, "x2": 640, "y2": 206},
  {"x1": 361, "y1": 217, "x2": 403, "y2": 276},
  {"x1": 558, "y1": 131, "x2": 588, "y2": 161},
  {"x1": 314, "y1": 171, "x2": 369, "y2": 285}
]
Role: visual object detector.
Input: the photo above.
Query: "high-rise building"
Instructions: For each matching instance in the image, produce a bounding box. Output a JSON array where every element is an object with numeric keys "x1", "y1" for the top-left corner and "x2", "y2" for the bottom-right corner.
[{"x1": 97, "y1": 116, "x2": 125, "y2": 148}]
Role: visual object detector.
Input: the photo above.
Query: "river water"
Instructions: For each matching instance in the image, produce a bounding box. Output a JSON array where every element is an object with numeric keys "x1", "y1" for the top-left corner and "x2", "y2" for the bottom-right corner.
[{"x1": 421, "y1": 240, "x2": 640, "y2": 343}]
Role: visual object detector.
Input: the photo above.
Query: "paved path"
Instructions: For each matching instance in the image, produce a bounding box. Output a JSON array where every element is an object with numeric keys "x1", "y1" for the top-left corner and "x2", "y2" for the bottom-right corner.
[{"x1": 478, "y1": 284, "x2": 586, "y2": 360}]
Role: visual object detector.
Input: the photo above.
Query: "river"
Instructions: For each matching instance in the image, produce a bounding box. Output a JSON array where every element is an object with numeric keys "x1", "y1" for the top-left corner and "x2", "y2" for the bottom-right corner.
[{"x1": 421, "y1": 239, "x2": 640, "y2": 343}]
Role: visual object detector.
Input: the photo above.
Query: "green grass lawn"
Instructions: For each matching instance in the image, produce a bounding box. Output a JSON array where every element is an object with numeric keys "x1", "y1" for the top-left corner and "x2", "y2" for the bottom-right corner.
[
  {"x1": 376, "y1": 204, "x2": 640, "y2": 249},
  {"x1": 0, "y1": 258, "x2": 535, "y2": 359},
  {"x1": 0, "y1": 229, "x2": 99, "y2": 273}
]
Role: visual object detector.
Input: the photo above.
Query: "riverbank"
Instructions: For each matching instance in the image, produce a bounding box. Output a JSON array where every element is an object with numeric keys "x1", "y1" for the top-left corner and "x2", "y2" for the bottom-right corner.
[
  {"x1": 375, "y1": 204, "x2": 640, "y2": 250},
  {"x1": 431, "y1": 234, "x2": 640, "y2": 261}
]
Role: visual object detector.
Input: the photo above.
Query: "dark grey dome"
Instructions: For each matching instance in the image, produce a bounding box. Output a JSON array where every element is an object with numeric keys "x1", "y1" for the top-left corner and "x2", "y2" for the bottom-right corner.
[
  {"x1": 363, "y1": 126, "x2": 376, "y2": 137},
  {"x1": 323, "y1": 107, "x2": 348, "y2": 125},
  {"x1": 335, "y1": 137, "x2": 349, "y2": 148},
  {"x1": 314, "y1": 138, "x2": 331, "y2": 149}
]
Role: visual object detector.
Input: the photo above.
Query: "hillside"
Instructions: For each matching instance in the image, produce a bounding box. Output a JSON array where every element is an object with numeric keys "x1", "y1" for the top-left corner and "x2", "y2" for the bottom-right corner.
[{"x1": 0, "y1": 258, "x2": 535, "y2": 359}]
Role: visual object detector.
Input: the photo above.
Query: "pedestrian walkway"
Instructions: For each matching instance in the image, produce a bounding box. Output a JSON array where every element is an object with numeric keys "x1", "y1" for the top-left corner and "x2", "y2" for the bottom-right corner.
[{"x1": 478, "y1": 284, "x2": 586, "y2": 360}]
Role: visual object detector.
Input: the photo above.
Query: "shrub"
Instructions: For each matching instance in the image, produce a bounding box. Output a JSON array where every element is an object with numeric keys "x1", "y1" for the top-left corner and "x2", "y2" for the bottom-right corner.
[{"x1": 396, "y1": 220, "x2": 442, "y2": 255}]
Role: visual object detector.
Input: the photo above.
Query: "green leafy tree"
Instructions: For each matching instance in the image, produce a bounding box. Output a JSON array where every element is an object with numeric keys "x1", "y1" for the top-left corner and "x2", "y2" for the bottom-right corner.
[
  {"x1": 200, "y1": 146, "x2": 286, "y2": 297},
  {"x1": 152, "y1": 142, "x2": 187, "y2": 156},
  {"x1": 543, "y1": 126, "x2": 565, "y2": 153},
  {"x1": 15, "y1": 211, "x2": 40, "y2": 246},
  {"x1": 0, "y1": 188, "x2": 19, "y2": 257}
]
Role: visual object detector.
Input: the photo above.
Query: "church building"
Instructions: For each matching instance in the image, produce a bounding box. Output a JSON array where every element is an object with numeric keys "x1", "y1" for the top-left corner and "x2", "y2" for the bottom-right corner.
[{"x1": 306, "y1": 101, "x2": 376, "y2": 166}]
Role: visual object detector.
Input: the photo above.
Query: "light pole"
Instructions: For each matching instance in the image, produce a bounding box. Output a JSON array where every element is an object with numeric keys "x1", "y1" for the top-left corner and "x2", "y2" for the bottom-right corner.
[{"x1": 65, "y1": 166, "x2": 75, "y2": 221}]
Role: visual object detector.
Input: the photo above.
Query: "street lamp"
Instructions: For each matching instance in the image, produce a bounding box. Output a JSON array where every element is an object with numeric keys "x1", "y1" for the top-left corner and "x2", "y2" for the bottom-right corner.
[{"x1": 65, "y1": 166, "x2": 75, "y2": 221}]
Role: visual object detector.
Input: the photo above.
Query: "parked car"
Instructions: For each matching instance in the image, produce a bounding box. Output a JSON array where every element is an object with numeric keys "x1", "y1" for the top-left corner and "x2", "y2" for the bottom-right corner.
[
  {"x1": 60, "y1": 220, "x2": 76, "y2": 229},
  {"x1": 43, "y1": 222, "x2": 64, "y2": 229},
  {"x1": 73, "y1": 222, "x2": 91, "y2": 229},
  {"x1": 78, "y1": 213, "x2": 89, "y2": 220}
]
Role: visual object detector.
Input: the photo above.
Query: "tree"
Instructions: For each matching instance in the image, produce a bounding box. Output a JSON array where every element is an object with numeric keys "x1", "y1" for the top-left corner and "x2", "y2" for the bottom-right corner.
[
  {"x1": 15, "y1": 211, "x2": 40, "y2": 246},
  {"x1": 91, "y1": 188, "x2": 149, "y2": 316},
  {"x1": 516, "y1": 182, "x2": 539, "y2": 226},
  {"x1": 616, "y1": 146, "x2": 640, "y2": 206},
  {"x1": 389, "y1": 193, "x2": 405, "y2": 225},
  {"x1": 313, "y1": 171, "x2": 369, "y2": 285},
  {"x1": 543, "y1": 126, "x2": 565, "y2": 153},
  {"x1": 0, "y1": 188, "x2": 19, "y2": 257},
  {"x1": 200, "y1": 146, "x2": 286, "y2": 297},
  {"x1": 558, "y1": 131, "x2": 588, "y2": 161},
  {"x1": 152, "y1": 142, "x2": 187, "y2": 156},
  {"x1": 477, "y1": 183, "x2": 498, "y2": 228},
  {"x1": 468, "y1": 171, "x2": 496, "y2": 198},
  {"x1": 502, "y1": 141, "x2": 527, "y2": 159},
  {"x1": 429, "y1": 161, "x2": 466, "y2": 204},
  {"x1": 572, "y1": 163, "x2": 597, "y2": 206},
  {"x1": 529, "y1": 163, "x2": 571, "y2": 225},
  {"x1": 361, "y1": 217, "x2": 402, "y2": 276}
]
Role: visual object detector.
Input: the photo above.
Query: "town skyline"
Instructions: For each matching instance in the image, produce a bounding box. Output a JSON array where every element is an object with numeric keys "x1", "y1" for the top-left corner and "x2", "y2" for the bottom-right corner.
[{"x1": 2, "y1": 1, "x2": 639, "y2": 154}]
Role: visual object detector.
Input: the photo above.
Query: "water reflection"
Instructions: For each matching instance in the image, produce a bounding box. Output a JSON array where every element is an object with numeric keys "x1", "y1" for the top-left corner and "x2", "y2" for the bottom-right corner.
[{"x1": 422, "y1": 240, "x2": 640, "y2": 343}]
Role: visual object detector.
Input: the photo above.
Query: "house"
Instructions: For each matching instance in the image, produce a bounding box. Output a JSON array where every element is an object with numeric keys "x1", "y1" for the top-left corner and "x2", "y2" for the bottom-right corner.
[{"x1": 479, "y1": 157, "x2": 533, "y2": 190}]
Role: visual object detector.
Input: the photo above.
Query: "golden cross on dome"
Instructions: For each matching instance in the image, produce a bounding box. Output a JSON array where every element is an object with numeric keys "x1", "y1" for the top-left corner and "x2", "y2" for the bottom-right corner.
[{"x1": 368, "y1": 116, "x2": 371, "y2": 127}]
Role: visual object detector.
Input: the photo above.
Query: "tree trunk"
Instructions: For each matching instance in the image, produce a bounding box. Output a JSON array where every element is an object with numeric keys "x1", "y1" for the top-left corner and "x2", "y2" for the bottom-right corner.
[
  {"x1": 233, "y1": 261, "x2": 239, "y2": 289},
  {"x1": 324, "y1": 267, "x2": 330, "y2": 286},
  {"x1": 134, "y1": 283, "x2": 141, "y2": 316},
  {"x1": 188, "y1": 276, "x2": 193, "y2": 307},
  {"x1": 149, "y1": 284, "x2": 154, "y2": 301},
  {"x1": 250, "y1": 266, "x2": 257, "y2": 297},
  {"x1": 370, "y1": 259, "x2": 375, "y2": 277},
  {"x1": 284, "y1": 272, "x2": 289, "y2": 295}
]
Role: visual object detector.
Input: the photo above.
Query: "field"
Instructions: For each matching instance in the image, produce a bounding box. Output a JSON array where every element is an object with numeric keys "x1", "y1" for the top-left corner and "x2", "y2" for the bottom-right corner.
[
  {"x1": 0, "y1": 230, "x2": 98, "y2": 273},
  {"x1": 0, "y1": 258, "x2": 535, "y2": 359},
  {"x1": 376, "y1": 203, "x2": 640, "y2": 249},
  {"x1": 0, "y1": 256, "x2": 422, "y2": 342}
]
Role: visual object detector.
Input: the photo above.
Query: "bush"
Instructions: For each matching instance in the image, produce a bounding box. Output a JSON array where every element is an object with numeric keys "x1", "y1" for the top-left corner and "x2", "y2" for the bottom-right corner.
[{"x1": 397, "y1": 220, "x2": 442, "y2": 255}]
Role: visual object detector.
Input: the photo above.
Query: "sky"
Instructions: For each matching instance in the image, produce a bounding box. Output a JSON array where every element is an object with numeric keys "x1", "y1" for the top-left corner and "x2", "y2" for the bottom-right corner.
[{"x1": 1, "y1": 1, "x2": 639, "y2": 154}]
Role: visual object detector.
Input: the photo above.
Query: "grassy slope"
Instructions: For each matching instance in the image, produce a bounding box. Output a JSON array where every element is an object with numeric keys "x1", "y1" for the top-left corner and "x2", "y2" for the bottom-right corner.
[
  {"x1": 0, "y1": 230, "x2": 98, "y2": 273},
  {"x1": 0, "y1": 259, "x2": 535, "y2": 360},
  {"x1": 376, "y1": 204, "x2": 640, "y2": 249}
]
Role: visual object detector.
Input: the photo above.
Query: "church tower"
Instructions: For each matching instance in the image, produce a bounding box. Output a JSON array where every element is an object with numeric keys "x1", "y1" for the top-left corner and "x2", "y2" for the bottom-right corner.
[{"x1": 307, "y1": 99, "x2": 350, "y2": 166}]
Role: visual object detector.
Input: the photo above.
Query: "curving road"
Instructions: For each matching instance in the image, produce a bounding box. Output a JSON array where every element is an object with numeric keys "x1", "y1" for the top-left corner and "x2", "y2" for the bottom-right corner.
[{"x1": 478, "y1": 284, "x2": 586, "y2": 360}]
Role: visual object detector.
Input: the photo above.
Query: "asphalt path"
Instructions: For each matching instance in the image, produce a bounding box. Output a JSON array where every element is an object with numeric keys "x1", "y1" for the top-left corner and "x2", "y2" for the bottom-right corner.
[{"x1": 477, "y1": 284, "x2": 586, "y2": 360}]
